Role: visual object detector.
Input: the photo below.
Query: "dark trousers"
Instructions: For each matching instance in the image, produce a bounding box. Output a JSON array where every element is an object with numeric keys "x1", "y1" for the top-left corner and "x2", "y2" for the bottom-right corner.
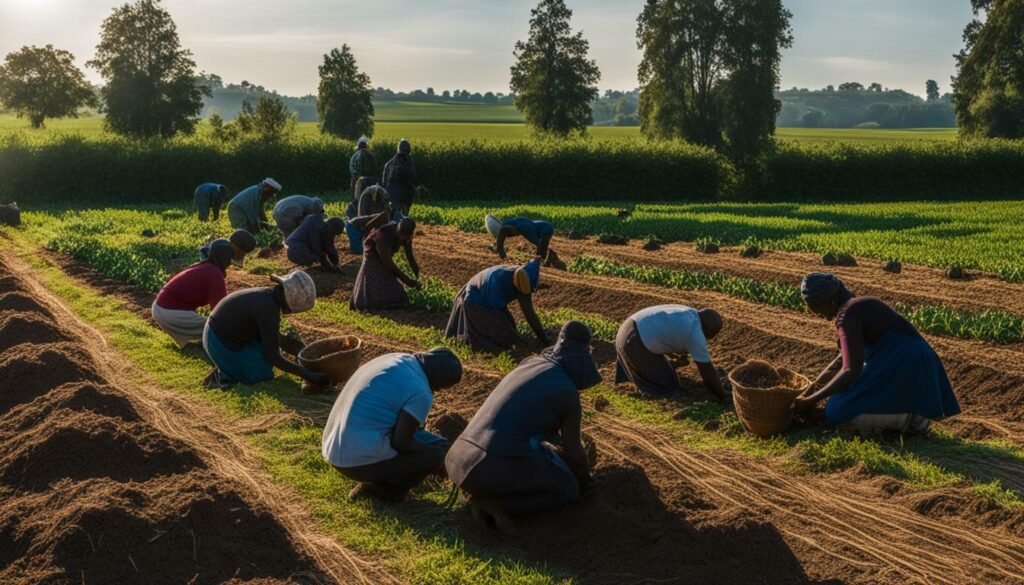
[
  {"x1": 456, "y1": 446, "x2": 579, "y2": 516},
  {"x1": 336, "y1": 444, "x2": 446, "y2": 493}
]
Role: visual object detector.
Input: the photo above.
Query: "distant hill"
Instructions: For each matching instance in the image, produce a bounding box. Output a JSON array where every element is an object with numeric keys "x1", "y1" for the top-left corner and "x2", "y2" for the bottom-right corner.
[{"x1": 777, "y1": 87, "x2": 955, "y2": 128}]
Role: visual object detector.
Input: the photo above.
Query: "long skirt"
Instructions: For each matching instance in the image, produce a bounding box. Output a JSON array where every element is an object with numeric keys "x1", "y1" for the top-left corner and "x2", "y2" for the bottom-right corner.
[
  {"x1": 614, "y1": 318, "x2": 679, "y2": 395},
  {"x1": 151, "y1": 301, "x2": 207, "y2": 348},
  {"x1": 445, "y1": 439, "x2": 579, "y2": 516},
  {"x1": 444, "y1": 287, "x2": 517, "y2": 353},
  {"x1": 202, "y1": 323, "x2": 275, "y2": 386},
  {"x1": 825, "y1": 331, "x2": 961, "y2": 426},
  {"x1": 350, "y1": 251, "x2": 408, "y2": 311}
]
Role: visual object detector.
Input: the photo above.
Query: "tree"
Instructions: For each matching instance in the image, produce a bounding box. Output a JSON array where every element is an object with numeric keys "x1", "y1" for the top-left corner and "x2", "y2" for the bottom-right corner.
[
  {"x1": 88, "y1": 0, "x2": 208, "y2": 137},
  {"x1": 0, "y1": 45, "x2": 96, "y2": 128},
  {"x1": 838, "y1": 81, "x2": 864, "y2": 91},
  {"x1": 952, "y1": 0, "x2": 1024, "y2": 138},
  {"x1": 636, "y1": 0, "x2": 792, "y2": 159},
  {"x1": 235, "y1": 96, "x2": 296, "y2": 141},
  {"x1": 926, "y1": 79, "x2": 940, "y2": 101},
  {"x1": 867, "y1": 82, "x2": 883, "y2": 92},
  {"x1": 510, "y1": 0, "x2": 601, "y2": 136},
  {"x1": 317, "y1": 45, "x2": 374, "y2": 140}
]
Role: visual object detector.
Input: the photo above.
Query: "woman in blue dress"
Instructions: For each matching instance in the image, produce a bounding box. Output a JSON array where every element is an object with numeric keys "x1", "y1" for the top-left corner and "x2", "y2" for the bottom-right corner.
[
  {"x1": 485, "y1": 214, "x2": 563, "y2": 268},
  {"x1": 794, "y1": 273, "x2": 960, "y2": 435}
]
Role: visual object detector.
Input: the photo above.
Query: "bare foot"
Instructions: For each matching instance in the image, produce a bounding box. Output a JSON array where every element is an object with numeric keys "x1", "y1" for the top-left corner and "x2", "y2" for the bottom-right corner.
[{"x1": 470, "y1": 498, "x2": 517, "y2": 536}]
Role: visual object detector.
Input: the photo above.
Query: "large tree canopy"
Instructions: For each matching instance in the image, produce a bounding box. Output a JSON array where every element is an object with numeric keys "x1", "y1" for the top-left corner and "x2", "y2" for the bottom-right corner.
[
  {"x1": 637, "y1": 0, "x2": 792, "y2": 160},
  {"x1": 0, "y1": 45, "x2": 96, "y2": 128},
  {"x1": 952, "y1": 0, "x2": 1024, "y2": 138},
  {"x1": 510, "y1": 0, "x2": 601, "y2": 137},
  {"x1": 88, "y1": 0, "x2": 207, "y2": 138},
  {"x1": 317, "y1": 45, "x2": 375, "y2": 140}
]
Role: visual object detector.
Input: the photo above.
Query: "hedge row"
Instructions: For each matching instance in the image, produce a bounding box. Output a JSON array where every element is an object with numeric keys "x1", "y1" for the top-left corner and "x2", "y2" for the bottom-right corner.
[{"x1": 2, "y1": 133, "x2": 1023, "y2": 203}]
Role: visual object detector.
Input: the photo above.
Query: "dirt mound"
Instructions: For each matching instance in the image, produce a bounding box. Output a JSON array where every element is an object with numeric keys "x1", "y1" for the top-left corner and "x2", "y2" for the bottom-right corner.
[
  {"x1": 907, "y1": 489, "x2": 1024, "y2": 538},
  {"x1": 0, "y1": 409, "x2": 204, "y2": 492},
  {"x1": 0, "y1": 275, "x2": 21, "y2": 293},
  {"x1": 0, "y1": 472, "x2": 318, "y2": 584},
  {"x1": 0, "y1": 383, "x2": 140, "y2": 434},
  {"x1": 0, "y1": 343, "x2": 99, "y2": 414},
  {"x1": 427, "y1": 411, "x2": 468, "y2": 442},
  {"x1": 0, "y1": 292, "x2": 54, "y2": 319},
  {"x1": 0, "y1": 314, "x2": 65, "y2": 352}
]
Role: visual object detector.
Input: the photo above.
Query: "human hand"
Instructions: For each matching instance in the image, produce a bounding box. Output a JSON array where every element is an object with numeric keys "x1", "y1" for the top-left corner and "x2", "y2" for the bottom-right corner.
[{"x1": 793, "y1": 396, "x2": 816, "y2": 414}]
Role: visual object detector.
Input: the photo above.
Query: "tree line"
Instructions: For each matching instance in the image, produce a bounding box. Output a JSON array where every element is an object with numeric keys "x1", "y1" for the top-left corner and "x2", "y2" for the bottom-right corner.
[{"x1": 0, "y1": 0, "x2": 1021, "y2": 151}]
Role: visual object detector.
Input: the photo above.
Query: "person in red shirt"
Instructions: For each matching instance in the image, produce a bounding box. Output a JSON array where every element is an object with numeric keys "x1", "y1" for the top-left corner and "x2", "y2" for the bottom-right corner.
[{"x1": 152, "y1": 239, "x2": 233, "y2": 347}]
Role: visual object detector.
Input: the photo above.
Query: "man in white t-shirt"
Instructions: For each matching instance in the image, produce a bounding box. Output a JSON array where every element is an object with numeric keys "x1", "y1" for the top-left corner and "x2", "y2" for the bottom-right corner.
[
  {"x1": 614, "y1": 304, "x2": 729, "y2": 402},
  {"x1": 322, "y1": 348, "x2": 463, "y2": 502}
]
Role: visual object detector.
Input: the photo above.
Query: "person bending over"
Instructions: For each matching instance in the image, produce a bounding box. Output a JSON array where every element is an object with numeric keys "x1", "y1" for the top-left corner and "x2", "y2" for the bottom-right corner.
[
  {"x1": 227, "y1": 178, "x2": 281, "y2": 233},
  {"x1": 273, "y1": 194, "x2": 325, "y2": 239},
  {"x1": 350, "y1": 217, "x2": 421, "y2": 310},
  {"x1": 194, "y1": 183, "x2": 227, "y2": 222},
  {"x1": 322, "y1": 348, "x2": 463, "y2": 502},
  {"x1": 615, "y1": 304, "x2": 729, "y2": 402},
  {"x1": 445, "y1": 258, "x2": 548, "y2": 353},
  {"x1": 446, "y1": 321, "x2": 601, "y2": 535},
  {"x1": 152, "y1": 239, "x2": 232, "y2": 348},
  {"x1": 485, "y1": 214, "x2": 562, "y2": 268},
  {"x1": 285, "y1": 214, "x2": 345, "y2": 273},
  {"x1": 202, "y1": 270, "x2": 328, "y2": 390},
  {"x1": 794, "y1": 273, "x2": 960, "y2": 436}
]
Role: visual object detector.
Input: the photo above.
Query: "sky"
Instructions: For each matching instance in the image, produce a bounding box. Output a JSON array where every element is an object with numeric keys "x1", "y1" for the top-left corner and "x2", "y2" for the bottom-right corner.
[{"x1": 0, "y1": 0, "x2": 975, "y2": 98}]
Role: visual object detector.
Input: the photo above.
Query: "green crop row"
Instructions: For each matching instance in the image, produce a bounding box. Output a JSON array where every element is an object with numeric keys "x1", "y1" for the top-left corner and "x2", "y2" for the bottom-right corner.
[
  {"x1": 568, "y1": 255, "x2": 1024, "y2": 345},
  {"x1": 4, "y1": 132, "x2": 1024, "y2": 205},
  {"x1": 415, "y1": 200, "x2": 1024, "y2": 282}
]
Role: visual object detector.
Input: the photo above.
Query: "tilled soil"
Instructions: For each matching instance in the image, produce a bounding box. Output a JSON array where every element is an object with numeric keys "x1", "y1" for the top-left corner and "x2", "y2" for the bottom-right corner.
[{"x1": 0, "y1": 259, "x2": 386, "y2": 585}]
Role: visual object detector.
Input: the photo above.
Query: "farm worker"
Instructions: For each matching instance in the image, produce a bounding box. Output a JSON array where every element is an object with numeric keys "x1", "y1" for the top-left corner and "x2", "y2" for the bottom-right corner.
[
  {"x1": 794, "y1": 273, "x2": 960, "y2": 435},
  {"x1": 614, "y1": 304, "x2": 730, "y2": 402},
  {"x1": 194, "y1": 183, "x2": 228, "y2": 222},
  {"x1": 199, "y1": 229, "x2": 257, "y2": 263},
  {"x1": 151, "y1": 239, "x2": 233, "y2": 348},
  {"x1": 445, "y1": 258, "x2": 549, "y2": 353},
  {"x1": 445, "y1": 321, "x2": 600, "y2": 535},
  {"x1": 382, "y1": 139, "x2": 423, "y2": 215},
  {"x1": 344, "y1": 183, "x2": 390, "y2": 255},
  {"x1": 273, "y1": 195, "x2": 325, "y2": 238},
  {"x1": 321, "y1": 348, "x2": 463, "y2": 502},
  {"x1": 285, "y1": 215, "x2": 346, "y2": 273},
  {"x1": 350, "y1": 217, "x2": 421, "y2": 310},
  {"x1": 349, "y1": 136, "x2": 377, "y2": 195},
  {"x1": 227, "y1": 178, "x2": 281, "y2": 234},
  {"x1": 485, "y1": 214, "x2": 562, "y2": 268},
  {"x1": 202, "y1": 270, "x2": 329, "y2": 389}
]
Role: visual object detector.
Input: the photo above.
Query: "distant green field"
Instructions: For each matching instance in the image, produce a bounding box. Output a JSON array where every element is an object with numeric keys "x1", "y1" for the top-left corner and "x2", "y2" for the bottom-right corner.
[{"x1": 0, "y1": 104, "x2": 959, "y2": 143}]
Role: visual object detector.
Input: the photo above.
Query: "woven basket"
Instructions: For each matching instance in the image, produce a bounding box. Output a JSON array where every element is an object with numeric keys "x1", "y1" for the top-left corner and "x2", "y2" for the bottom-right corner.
[
  {"x1": 728, "y1": 360, "x2": 810, "y2": 438},
  {"x1": 298, "y1": 336, "x2": 362, "y2": 386}
]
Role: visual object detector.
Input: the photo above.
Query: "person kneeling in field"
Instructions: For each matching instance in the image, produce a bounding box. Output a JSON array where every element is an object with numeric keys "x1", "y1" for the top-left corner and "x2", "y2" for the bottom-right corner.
[
  {"x1": 445, "y1": 258, "x2": 549, "y2": 353},
  {"x1": 194, "y1": 183, "x2": 228, "y2": 222},
  {"x1": 350, "y1": 216, "x2": 421, "y2": 310},
  {"x1": 615, "y1": 304, "x2": 730, "y2": 402},
  {"x1": 227, "y1": 178, "x2": 281, "y2": 234},
  {"x1": 202, "y1": 270, "x2": 329, "y2": 390},
  {"x1": 321, "y1": 348, "x2": 463, "y2": 502},
  {"x1": 285, "y1": 214, "x2": 345, "y2": 273},
  {"x1": 152, "y1": 239, "x2": 233, "y2": 348},
  {"x1": 273, "y1": 194, "x2": 325, "y2": 239},
  {"x1": 446, "y1": 321, "x2": 600, "y2": 535},
  {"x1": 794, "y1": 273, "x2": 960, "y2": 435},
  {"x1": 485, "y1": 214, "x2": 563, "y2": 269}
]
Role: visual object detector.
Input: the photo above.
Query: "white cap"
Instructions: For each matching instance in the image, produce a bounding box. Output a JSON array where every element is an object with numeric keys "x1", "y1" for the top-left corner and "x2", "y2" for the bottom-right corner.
[
  {"x1": 271, "y1": 270, "x2": 316, "y2": 313},
  {"x1": 262, "y1": 178, "x2": 282, "y2": 191}
]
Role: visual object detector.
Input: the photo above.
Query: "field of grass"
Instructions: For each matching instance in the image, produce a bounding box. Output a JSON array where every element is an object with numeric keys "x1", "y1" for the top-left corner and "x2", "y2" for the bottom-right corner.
[{"x1": 0, "y1": 111, "x2": 958, "y2": 143}]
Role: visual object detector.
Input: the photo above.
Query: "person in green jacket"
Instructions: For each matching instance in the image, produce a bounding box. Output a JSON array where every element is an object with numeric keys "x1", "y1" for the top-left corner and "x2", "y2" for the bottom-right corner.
[
  {"x1": 227, "y1": 178, "x2": 281, "y2": 233},
  {"x1": 349, "y1": 136, "x2": 377, "y2": 195}
]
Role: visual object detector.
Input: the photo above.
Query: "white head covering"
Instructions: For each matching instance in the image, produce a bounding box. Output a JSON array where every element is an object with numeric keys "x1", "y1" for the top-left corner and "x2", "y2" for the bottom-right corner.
[
  {"x1": 485, "y1": 214, "x2": 502, "y2": 239},
  {"x1": 356, "y1": 136, "x2": 369, "y2": 148},
  {"x1": 271, "y1": 270, "x2": 316, "y2": 313},
  {"x1": 262, "y1": 178, "x2": 282, "y2": 191}
]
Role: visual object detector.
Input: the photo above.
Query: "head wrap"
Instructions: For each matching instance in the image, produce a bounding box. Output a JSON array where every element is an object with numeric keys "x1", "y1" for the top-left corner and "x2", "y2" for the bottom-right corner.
[
  {"x1": 800, "y1": 273, "x2": 851, "y2": 305},
  {"x1": 262, "y1": 178, "x2": 282, "y2": 191},
  {"x1": 229, "y1": 230, "x2": 258, "y2": 258},
  {"x1": 542, "y1": 321, "x2": 602, "y2": 391},
  {"x1": 398, "y1": 139, "x2": 411, "y2": 154},
  {"x1": 357, "y1": 136, "x2": 369, "y2": 148},
  {"x1": 271, "y1": 270, "x2": 316, "y2": 313},
  {"x1": 326, "y1": 217, "x2": 345, "y2": 237},
  {"x1": 485, "y1": 214, "x2": 502, "y2": 239},
  {"x1": 363, "y1": 185, "x2": 391, "y2": 206},
  {"x1": 523, "y1": 258, "x2": 541, "y2": 290},
  {"x1": 206, "y1": 239, "x2": 234, "y2": 271},
  {"x1": 414, "y1": 347, "x2": 463, "y2": 391}
]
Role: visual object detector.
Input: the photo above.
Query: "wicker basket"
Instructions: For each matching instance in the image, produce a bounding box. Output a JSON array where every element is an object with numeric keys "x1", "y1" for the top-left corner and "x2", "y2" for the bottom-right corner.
[
  {"x1": 298, "y1": 336, "x2": 363, "y2": 386},
  {"x1": 728, "y1": 360, "x2": 810, "y2": 438}
]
